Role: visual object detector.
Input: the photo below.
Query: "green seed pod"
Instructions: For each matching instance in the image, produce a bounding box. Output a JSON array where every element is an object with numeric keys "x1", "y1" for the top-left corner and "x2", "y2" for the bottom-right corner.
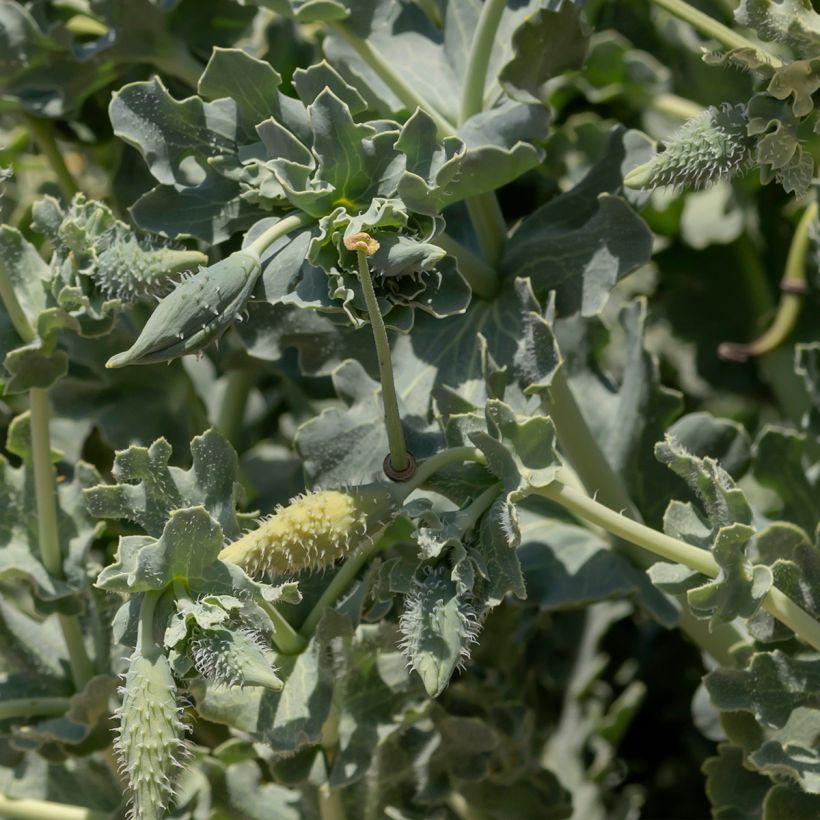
[
  {"x1": 116, "y1": 651, "x2": 187, "y2": 820},
  {"x1": 624, "y1": 103, "x2": 754, "y2": 191},
  {"x1": 191, "y1": 626, "x2": 283, "y2": 691},
  {"x1": 218, "y1": 486, "x2": 397, "y2": 578},
  {"x1": 398, "y1": 569, "x2": 480, "y2": 698},
  {"x1": 106, "y1": 250, "x2": 262, "y2": 368},
  {"x1": 94, "y1": 240, "x2": 207, "y2": 303}
]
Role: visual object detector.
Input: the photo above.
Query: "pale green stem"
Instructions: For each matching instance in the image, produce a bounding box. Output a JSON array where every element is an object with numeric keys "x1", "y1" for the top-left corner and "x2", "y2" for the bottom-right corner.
[
  {"x1": 400, "y1": 446, "x2": 486, "y2": 497},
  {"x1": 536, "y1": 481, "x2": 820, "y2": 652},
  {"x1": 0, "y1": 795, "x2": 109, "y2": 820},
  {"x1": 434, "y1": 233, "x2": 499, "y2": 299},
  {"x1": 329, "y1": 22, "x2": 455, "y2": 137},
  {"x1": 0, "y1": 697, "x2": 70, "y2": 720},
  {"x1": 719, "y1": 202, "x2": 817, "y2": 364},
  {"x1": 245, "y1": 212, "x2": 315, "y2": 258},
  {"x1": 447, "y1": 793, "x2": 490, "y2": 820},
  {"x1": 356, "y1": 249, "x2": 409, "y2": 473},
  {"x1": 456, "y1": 483, "x2": 502, "y2": 532},
  {"x1": 460, "y1": 0, "x2": 507, "y2": 123},
  {"x1": 0, "y1": 264, "x2": 36, "y2": 344},
  {"x1": 325, "y1": 21, "x2": 506, "y2": 272},
  {"x1": 649, "y1": 0, "x2": 783, "y2": 67},
  {"x1": 137, "y1": 589, "x2": 162, "y2": 659},
  {"x1": 216, "y1": 367, "x2": 255, "y2": 444},
  {"x1": 150, "y1": 42, "x2": 204, "y2": 89},
  {"x1": 21, "y1": 114, "x2": 80, "y2": 200},
  {"x1": 30, "y1": 388, "x2": 95, "y2": 688},
  {"x1": 258, "y1": 599, "x2": 308, "y2": 655},
  {"x1": 650, "y1": 93, "x2": 705, "y2": 121},
  {"x1": 415, "y1": 0, "x2": 443, "y2": 27},
  {"x1": 299, "y1": 526, "x2": 392, "y2": 639},
  {"x1": 318, "y1": 703, "x2": 346, "y2": 820},
  {"x1": 464, "y1": 195, "x2": 507, "y2": 266},
  {"x1": 318, "y1": 784, "x2": 346, "y2": 820}
]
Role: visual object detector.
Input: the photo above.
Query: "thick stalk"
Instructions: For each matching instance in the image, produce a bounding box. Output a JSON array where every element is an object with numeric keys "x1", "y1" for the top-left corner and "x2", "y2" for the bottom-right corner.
[
  {"x1": 245, "y1": 212, "x2": 315, "y2": 258},
  {"x1": 401, "y1": 446, "x2": 486, "y2": 496},
  {"x1": 460, "y1": 0, "x2": 507, "y2": 122},
  {"x1": 355, "y1": 248, "x2": 409, "y2": 473},
  {"x1": 329, "y1": 22, "x2": 455, "y2": 137},
  {"x1": 0, "y1": 697, "x2": 70, "y2": 720},
  {"x1": 318, "y1": 704, "x2": 346, "y2": 820},
  {"x1": 21, "y1": 114, "x2": 80, "y2": 200},
  {"x1": 30, "y1": 389, "x2": 95, "y2": 687},
  {"x1": 434, "y1": 233, "x2": 499, "y2": 299},
  {"x1": 258, "y1": 599, "x2": 308, "y2": 655},
  {"x1": 137, "y1": 589, "x2": 162, "y2": 659},
  {"x1": 649, "y1": 93, "x2": 705, "y2": 121},
  {"x1": 0, "y1": 795, "x2": 109, "y2": 820},
  {"x1": 464, "y1": 195, "x2": 507, "y2": 266},
  {"x1": 216, "y1": 367, "x2": 255, "y2": 444},
  {"x1": 537, "y1": 482, "x2": 820, "y2": 652},
  {"x1": 649, "y1": 0, "x2": 782, "y2": 67},
  {"x1": 719, "y1": 202, "x2": 817, "y2": 364}
]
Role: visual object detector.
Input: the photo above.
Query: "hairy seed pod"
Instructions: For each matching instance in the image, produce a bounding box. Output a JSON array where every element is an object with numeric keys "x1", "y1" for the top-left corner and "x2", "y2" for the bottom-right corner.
[
  {"x1": 624, "y1": 103, "x2": 754, "y2": 191},
  {"x1": 218, "y1": 486, "x2": 396, "y2": 578},
  {"x1": 115, "y1": 651, "x2": 187, "y2": 820},
  {"x1": 191, "y1": 626, "x2": 283, "y2": 691}
]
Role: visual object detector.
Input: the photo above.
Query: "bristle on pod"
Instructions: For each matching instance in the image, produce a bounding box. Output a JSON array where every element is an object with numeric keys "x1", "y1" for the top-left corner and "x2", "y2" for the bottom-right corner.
[{"x1": 218, "y1": 486, "x2": 397, "y2": 578}]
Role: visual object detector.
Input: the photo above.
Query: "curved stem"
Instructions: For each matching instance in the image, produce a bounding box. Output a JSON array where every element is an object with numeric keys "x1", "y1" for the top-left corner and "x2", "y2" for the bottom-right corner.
[
  {"x1": 137, "y1": 590, "x2": 162, "y2": 659},
  {"x1": 649, "y1": 0, "x2": 783, "y2": 68},
  {"x1": 649, "y1": 93, "x2": 705, "y2": 121},
  {"x1": 329, "y1": 22, "x2": 455, "y2": 137},
  {"x1": 537, "y1": 481, "x2": 820, "y2": 652},
  {"x1": 464, "y1": 195, "x2": 507, "y2": 266},
  {"x1": 0, "y1": 250, "x2": 36, "y2": 343},
  {"x1": 216, "y1": 367, "x2": 255, "y2": 444},
  {"x1": 400, "y1": 446, "x2": 486, "y2": 497},
  {"x1": 719, "y1": 202, "x2": 817, "y2": 363},
  {"x1": 245, "y1": 212, "x2": 314, "y2": 258},
  {"x1": 0, "y1": 697, "x2": 70, "y2": 720},
  {"x1": 0, "y1": 795, "x2": 109, "y2": 820},
  {"x1": 21, "y1": 114, "x2": 80, "y2": 200},
  {"x1": 434, "y1": 233, "x2": 499, "y2": 299},
  {"x1": 30, "y1": 389, "x2": 95, "y2": 688},
  {"x1": 456, "y1": 483, "x2": 502, "y2": 531},
  {"x1": 355, "y1": 249, "x2": 408, "y2": 473},
  {"x1": 258, "y1": 599, "x2": 308, "y2": 655},
  {"x1": 460, "y1": 0, "x2": 506, "y2": 123}
]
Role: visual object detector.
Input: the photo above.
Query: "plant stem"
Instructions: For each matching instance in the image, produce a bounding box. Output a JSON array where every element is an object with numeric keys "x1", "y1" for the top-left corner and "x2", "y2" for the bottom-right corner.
[
  {"x1": 464, "y1": 195, "x2": 507, "y2": 266},
  {"x1": 30, "y1": 388, "x2": 95, "y2": 688},
  {"x1": 0, "y1": 262, "x2": 36, "y2": 344},
  {"x1": 649, "y1": 93, "x2": 705, "y2": 121},
  {"x1": 355, "y1": 249, "x2": 409, "y2": 473},
  {"x1": 542, "y1": 368, "x2": 641, "y2": 520},
  {"x1": 216, "y1": 367, "x2": 255, "y2": 444},
  {"x1": 0, "y1": 795, "x2": 109, "y2": 820},
  {"x1": 457, "y1": 483, "x2": 502, "y2": 531},
  {"x1": 150, "y1": 42, "x2": 204, "y2": 89},
  {"x1": 435, "y1": 233, "x2": 499, "y2": 299},
  {"x1": 318, "y1": 784, "x2": 346, "y2": 820},
  {"x1": 719, "y1": 202, "x2": 817, "y2": 364},
  {"x1": 298, "y1": 525, "x2": 395, "y2": 639},
  {"x1": 258, "y1": 599, "x2": 308, "y2": 655},
  {"x1": 21, "y1": 114, "x2": 80, "y2": 200},
  {"x1": 460, "y1": 0, "x2": 506, "y2": 123},
  {"x1": 318, "y1": 703, "x2": 346, "y2": 820},
  {"x1": 537, "y1": 481, "x2": 820, "y2": 652},
  {"x1": 245, "y1": 212, "x2": 315, "y2": 258},
  {"x1": 649, "y1": 0, "x2": 783, "y2": 67},
  {"x1": 137, "y1": 590, "x2": 162, "y2": 659},
  {"x1": 401, "y1": 446, "x2": 486, "y2": 497},
  {"x1": 0, "y1": 697, "x2": 70, "y2": 720},
  {"x1": 329, "y1": 22, "x2": 456, "y2": 137}
]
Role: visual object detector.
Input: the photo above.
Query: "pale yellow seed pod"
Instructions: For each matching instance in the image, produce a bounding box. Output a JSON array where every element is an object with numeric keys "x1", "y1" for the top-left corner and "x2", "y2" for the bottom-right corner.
[{"x1": 219, "y1": 486, "x2": 396, "y2": 578}]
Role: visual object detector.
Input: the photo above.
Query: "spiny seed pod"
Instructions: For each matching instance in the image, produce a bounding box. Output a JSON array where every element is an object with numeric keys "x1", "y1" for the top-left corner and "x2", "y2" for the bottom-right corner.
[
  {"x1": 106, "y1": 250, "x2": 261, "y2": 368},
  {"x1": 398, "y1": 569, "x2": 480, "y2": 698},
  {"x1": 624, "y1": 103, "x2": 754, "y2": 191},
  {"x1": 93, "y1": 240, "x2": 207, "y2": 303},
  {"x1": 219, "y1": 486, "x2": 397, "y2": 578},
  {"x1": 191, "y1": 626, "x2": 283, "y2": 691},
  {"x1": 115, "y1": 651, "x2": 187, "y2": 820}
]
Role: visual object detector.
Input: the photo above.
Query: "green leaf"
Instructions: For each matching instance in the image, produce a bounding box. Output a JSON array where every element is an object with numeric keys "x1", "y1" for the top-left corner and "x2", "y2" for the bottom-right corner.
[
  {"x1": 502, "y1": 127, "x2": 653, "y2": 315},
  {"x1": 753, "y1": 426, "x2": 819, "y2": 534},
  {"x1": 735, "y1": 0, "x2": 820, "y2": 59},
  {"x1": 703, "y1": 743, "x2": 772, "y2": 820},
  {"x1": 499, "y1": 3, "x2": 588, "y2": 105},
  {"x1": 477, "y1": 496, "x2": 526, "y2": 605},
  {"x1": 750, "y1": 741, "x2": 820, "y2": 794},
  {"x1": 84, "y1": 428, "x2": 243, "y2": 539},
  {"x1": 795, "y1": 343, "x2": 820, "y2": 443},
  {"x1": 764, "y1": 784, "x2": 820, "y2": 818},
  {"x1": 705, "y1": 650, "x2": 820, "y2": 728}
]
